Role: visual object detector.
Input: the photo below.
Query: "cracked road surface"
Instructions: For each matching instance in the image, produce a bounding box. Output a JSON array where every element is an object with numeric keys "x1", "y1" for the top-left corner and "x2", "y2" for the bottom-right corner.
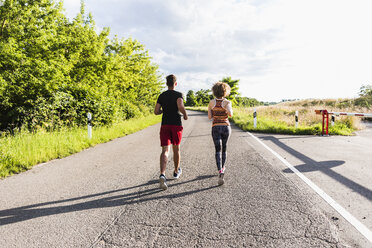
[{"x1": 0, "y1": 111, "x2": 365, "y2": 247}]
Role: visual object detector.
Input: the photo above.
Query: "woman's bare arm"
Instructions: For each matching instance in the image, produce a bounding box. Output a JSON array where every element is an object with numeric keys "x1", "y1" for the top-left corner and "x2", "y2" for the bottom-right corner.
[{"x1": 208, "y1": 100, "x2": 214, "y2": 120}]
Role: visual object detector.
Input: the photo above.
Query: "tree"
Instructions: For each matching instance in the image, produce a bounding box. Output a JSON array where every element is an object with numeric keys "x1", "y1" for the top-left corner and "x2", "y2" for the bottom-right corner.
[
  {"x1": 222, "y1": 77, "x2": 239, "y2": 98},
  {"x1": 221, "y1": 77, "x2": 240, "y2": 106},
  {"x1": 236, "y1": 97, "x2": 262, "y2": 107},
  {"x1": 359, "y1": 84, "x2": 372, "y2": 96},
  {"x1": 355, "y1": 84, "x2": 372, "y2": 108},
  {"x1": 0, "y1": 0, "x2": 162, "y2": 130},
  {"x1": 186, "y1": 90, "x2": 197, "y2": 106},
  {"x1": 195, "y1": 89, "x2": 212, "y2": 106},
  {"x1": 0, "y1": 0, "x2": 68, "y2": 129}
]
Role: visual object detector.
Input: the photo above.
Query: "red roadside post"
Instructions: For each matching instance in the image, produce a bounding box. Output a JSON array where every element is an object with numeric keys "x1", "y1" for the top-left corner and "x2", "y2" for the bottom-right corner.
[
  {"x1": 322, "y1": 110, "x2": 329, "y2": 136},
  {"x1": 315, "y1": 110, "x2": 329, "y2": 136}
]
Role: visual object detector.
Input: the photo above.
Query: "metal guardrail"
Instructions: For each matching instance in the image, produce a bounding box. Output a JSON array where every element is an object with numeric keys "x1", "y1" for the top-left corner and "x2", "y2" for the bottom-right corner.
[{"x1": 315, "y1": 110, "x2": 372, "y2": 135}]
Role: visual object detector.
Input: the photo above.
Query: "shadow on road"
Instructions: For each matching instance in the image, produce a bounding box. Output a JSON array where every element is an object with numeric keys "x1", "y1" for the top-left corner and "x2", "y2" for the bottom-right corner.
[
  {"x1": 187, "y1": 113, "x2": 206, "y2": 116},
  {"x1": 187, "y1": 134, "x2": 211, "y2": 138},
  {"x1": 257, "y1": 135, "x2": 372, "y2": 202},
  {"x1": 0, "y1": 175, "x2": 217, "y2": 226}
]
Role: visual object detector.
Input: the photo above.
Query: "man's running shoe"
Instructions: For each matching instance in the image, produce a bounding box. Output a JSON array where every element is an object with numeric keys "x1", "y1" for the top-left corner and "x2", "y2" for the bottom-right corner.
[
  {"x1": 218, "y1": 173, "x2": 225, "y2": 186},
  {"x1": 159, "y1": 175, "x2": 168, "y2": 190},
  {"x1": 173, "y1": 168, "x2": 182, "y2": 179}
]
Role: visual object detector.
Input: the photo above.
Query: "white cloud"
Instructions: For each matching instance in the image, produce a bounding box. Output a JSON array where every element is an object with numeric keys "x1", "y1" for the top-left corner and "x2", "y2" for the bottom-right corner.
[
  {"x1": 61, "y1": 0, "x2": 81, "y2": 20},
  {"x1": 62, "y1": 0, "x2": 372, "y2": 101},
  {"x1": 256, "y1": 0, "x2": 372, "y2": 100}
]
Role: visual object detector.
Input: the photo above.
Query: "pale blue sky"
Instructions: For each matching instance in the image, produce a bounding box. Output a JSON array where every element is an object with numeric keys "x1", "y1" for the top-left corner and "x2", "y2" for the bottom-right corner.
[{"x1": 63, "y1": 0, "x2": 372, "y2": 102}]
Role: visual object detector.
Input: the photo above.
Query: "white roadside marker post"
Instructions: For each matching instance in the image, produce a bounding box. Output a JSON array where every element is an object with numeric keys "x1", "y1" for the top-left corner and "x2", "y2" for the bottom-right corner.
[
  {"x1": 295, "y1": 111, "x2": 299, "y2": 128},
  {"x1": 253, "y1": 108, "x2": 257, "y2": 128},
  {"x1": 87, "y1": 112, "x2": 92, "y2": 139},
  {"x1": 331, "y1": 115, "x2": 335, "y2": 127}
]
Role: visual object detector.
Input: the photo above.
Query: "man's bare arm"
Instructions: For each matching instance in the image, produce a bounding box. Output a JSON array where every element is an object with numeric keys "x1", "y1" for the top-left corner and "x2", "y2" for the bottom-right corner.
[
  {"x1": 177, "y1": 98, "x2": 188, "y2": 120},
  {"x1": 154, "y1": 103, "x2": 163, "y2": 115}
]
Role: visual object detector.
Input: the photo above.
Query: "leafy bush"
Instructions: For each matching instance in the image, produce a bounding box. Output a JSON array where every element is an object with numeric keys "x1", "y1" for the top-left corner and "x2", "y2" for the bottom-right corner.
[
  {"x1": 0, "y1": 0, "x2": 162, "y2": 131},
  {"x1": 355, "y1": 95, "x2": 372, "y2": 108}
]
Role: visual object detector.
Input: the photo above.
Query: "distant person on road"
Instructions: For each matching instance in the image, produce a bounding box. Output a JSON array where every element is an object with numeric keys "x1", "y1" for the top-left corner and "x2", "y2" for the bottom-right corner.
[
  {"x1": 208, "y1": 82, "x2": 233, "y2": 185},
  {"x1": 154, "y1": 74, "x2": 188, "y2": 190}
]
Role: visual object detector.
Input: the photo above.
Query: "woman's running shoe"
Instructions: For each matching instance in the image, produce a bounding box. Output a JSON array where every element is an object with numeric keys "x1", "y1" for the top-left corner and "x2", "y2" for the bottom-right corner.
[
  {"x1": 218, "y1": 173, "x2": 225, "y2": 186},
  {"x1": 173, "y1": 168, "x2": 182, "y2": 179}
]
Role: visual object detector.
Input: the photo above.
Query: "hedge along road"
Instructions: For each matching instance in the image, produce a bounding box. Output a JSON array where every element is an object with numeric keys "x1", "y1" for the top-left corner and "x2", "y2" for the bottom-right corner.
[{"x1": 0, "y1": 110, "x2": 367, "y2": 247}]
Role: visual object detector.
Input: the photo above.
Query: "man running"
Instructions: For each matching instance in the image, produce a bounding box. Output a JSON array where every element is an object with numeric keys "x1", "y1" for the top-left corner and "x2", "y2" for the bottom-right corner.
[{"x1": 154, "y1": 74, "x2": 188, "y2": 190}]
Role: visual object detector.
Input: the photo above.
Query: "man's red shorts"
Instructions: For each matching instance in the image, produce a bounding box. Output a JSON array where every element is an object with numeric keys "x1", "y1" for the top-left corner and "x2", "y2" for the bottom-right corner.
[{"x1": 160, "y1": 125, "x2": 183, "y2": 146}]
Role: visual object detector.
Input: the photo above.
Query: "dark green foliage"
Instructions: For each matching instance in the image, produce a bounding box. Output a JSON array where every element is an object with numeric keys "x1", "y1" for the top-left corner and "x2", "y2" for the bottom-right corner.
[
  {"x1": 0, "y1": 0, "x2": 162, "y2": 131},
  {"x1": 354, "y1": 95, "x2": 372, "y2": 108},
  {"x1": 185, "y1": 90, "x2": 197, "y2": 106},
  {"x1": 359, "y1": 84, "x2": 372, "y2": 96},
  {"x1": 222, "y1": 77, "x2": 240, "y2": 106},
  {"x1": 185, "y1": 77, "x2": 262, "y2": 107},
  {"x1": 355, "y1": 84, "x2": 372, "y2": 108},
  {"x1": 195, "y1": 89, "x2": 212, "y2": 106},
  {"x1": 185, "y1": 89, "x2": 212, "y2": 107},
  {"x1": 235, "y1": 96, "x2": 262, "y2": 107}
]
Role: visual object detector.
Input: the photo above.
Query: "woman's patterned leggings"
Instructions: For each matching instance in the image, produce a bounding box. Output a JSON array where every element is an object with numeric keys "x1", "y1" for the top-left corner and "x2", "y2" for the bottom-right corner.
[{"x1": 211, "y1": 125, "x2": 231, "y2": 171}]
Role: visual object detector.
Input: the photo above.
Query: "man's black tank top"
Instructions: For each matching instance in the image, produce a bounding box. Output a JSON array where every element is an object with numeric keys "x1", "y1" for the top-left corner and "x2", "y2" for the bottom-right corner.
[{"x1": 156, "y1": 90, "x2": 183, "y2": 126}]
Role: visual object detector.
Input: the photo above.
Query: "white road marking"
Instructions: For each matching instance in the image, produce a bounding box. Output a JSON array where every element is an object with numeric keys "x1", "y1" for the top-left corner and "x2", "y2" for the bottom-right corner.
[{"x1": 246, "y1": 132, "x2": 372, "y2": 244}]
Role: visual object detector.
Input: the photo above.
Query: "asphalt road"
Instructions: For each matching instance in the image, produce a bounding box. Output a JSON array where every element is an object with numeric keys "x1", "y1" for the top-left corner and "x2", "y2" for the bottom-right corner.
[
  {"x1": 247, "y1": 122, "x2": 372, "y2": 247},
  {"x1": 0, "y1": 110, "x2": 369, "y2": 247}
]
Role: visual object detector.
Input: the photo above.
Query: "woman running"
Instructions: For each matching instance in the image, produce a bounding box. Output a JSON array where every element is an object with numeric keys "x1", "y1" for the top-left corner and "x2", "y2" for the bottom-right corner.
[{"x1": 208, "y1": 82, "x2": 233, "y2": 185}]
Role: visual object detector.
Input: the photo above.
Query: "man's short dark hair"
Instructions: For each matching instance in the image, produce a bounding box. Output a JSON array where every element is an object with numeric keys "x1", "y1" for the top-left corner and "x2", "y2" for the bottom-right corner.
[{"x1": 166, "y1": 74, "x2": 177, "y2": 87}]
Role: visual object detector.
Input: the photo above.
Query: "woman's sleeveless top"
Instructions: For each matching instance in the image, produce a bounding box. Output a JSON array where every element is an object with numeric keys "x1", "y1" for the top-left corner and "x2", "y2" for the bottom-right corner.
[{"x1": 212, "y1": 99, "x2": 230, "y2": 127}]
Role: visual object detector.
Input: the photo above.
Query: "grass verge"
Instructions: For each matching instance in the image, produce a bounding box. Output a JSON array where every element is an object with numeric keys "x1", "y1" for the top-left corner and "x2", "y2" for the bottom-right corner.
[
  {"x1": 0, "y1": 115, "x2": 161, "y2": 178},
  {"x1": 186, "y1": 106, "x2": 357, "y2": 135}
]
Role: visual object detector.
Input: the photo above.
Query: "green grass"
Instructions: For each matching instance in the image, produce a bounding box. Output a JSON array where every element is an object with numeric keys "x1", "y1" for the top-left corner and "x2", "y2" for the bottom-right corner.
[
  {"x1": 186, "y1": 106, "x2": 356, "y2": 135},
  {"x1": 1, "y1": 105, "x2": 358, "y2": 178},
  {"x1": 0, "y1": 115, "x2": 161, "y2": 178},
  {"x1": 231, "y1": 113, "x2": 354, "y2": 135}
]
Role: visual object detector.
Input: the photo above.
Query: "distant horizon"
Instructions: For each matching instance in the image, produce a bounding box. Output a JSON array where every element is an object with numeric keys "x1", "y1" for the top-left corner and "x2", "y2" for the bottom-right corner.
[{"x1": 175, "y1": 89, "x2": 362, "y2": 104}]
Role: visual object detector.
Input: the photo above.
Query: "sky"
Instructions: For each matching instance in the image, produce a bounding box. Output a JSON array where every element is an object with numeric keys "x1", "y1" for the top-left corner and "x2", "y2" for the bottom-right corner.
[{"x1": 62, "y1": 0, "x2": 372, "y2": 102}]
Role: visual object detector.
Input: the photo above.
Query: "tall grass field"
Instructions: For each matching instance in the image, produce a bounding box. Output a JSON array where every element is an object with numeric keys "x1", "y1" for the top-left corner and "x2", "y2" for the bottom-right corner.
[
  {"x1": 0, "y1": 115, "x2": 161, "y2": 178},
  {"x1": 188, "y1": 98, "x2": 370, "y2": 135}
]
